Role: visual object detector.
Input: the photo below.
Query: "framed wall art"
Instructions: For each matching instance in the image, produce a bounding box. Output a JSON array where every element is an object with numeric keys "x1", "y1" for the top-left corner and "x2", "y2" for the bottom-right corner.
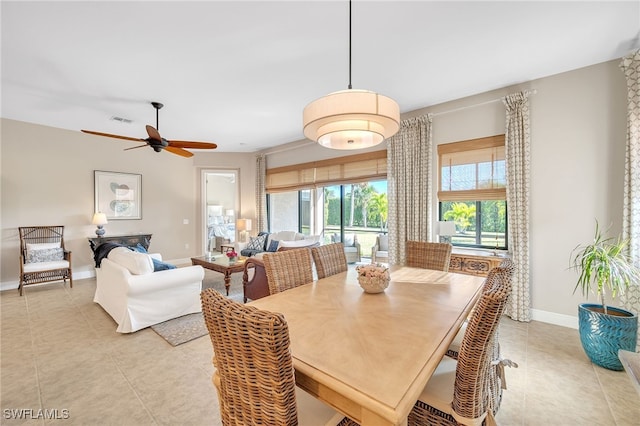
[{"x1": 94, "y1": 171, "x2": 142, "y2": 220}]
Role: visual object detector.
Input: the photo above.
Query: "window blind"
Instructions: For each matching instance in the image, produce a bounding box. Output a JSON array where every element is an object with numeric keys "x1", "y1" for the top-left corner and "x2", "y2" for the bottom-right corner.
[
  {"x1": 438, "y1": 135, "x2": 506, "y2": 201},
  {"x1": 265, "y1": 151, "x2": 387, "y2": 193}
]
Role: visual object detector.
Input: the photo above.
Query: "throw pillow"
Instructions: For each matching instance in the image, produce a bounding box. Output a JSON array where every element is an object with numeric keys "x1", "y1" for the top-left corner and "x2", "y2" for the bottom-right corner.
[
  {"x1": 130, "y1": 243, "x2": 148, "y2": 253},
  {"x1": 247, "y1": 234, "x2": 267, "y2": 250},
  {"x1": 152, "y1": 258, "x2": 176, "y2": 271},
  {"x1": 26, "y1": 242, "x2": 60, "y2": 251},
  {"x1": 26, "y1": 247, "x2": 64, "y2": 263},
  {"x1": 267, "y1": 239, "x2": 280, "y2": 252},
  {"x1": 343, "y1": 234, "x2": 355, "y2": 247},
  {"x1": 378, "y1": 235, "x2": 389, "y2": 251}
]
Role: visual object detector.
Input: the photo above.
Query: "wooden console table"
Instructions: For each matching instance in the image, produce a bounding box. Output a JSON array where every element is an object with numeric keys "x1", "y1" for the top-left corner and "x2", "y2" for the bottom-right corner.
[
  {"x1": 449, "y1": 251, "x2": 508, "y2": 277},
  {"x1": 88, "y1": 234, "x2": 152, "y2": 254}
]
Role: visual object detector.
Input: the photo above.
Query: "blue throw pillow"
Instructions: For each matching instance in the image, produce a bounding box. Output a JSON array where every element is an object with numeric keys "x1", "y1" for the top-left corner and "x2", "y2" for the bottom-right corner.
[
  {"x1": 267, "y1": 239, "x2": 280, "y2": 252},
  {"x1": 130, "y1": 243, "x2": 148, "y2": 253},
  {"x1": 152, "y1": 258, "x2": 176, "y2": 271}
]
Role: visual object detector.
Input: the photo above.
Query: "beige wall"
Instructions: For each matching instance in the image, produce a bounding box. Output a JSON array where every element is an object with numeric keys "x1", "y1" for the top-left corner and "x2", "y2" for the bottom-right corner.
[
  {"x1": 0, "y1": 121, "x2": 255, "y2": 288},
  {"x1": 1, "y1": 58, "x2": 629, "y2": 328},
  {"x1": 266, "y1": 58, "x2": 628, "y2": 325}
]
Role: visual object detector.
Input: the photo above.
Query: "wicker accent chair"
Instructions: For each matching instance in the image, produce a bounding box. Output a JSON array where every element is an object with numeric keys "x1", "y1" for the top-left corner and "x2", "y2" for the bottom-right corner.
[
  {"x1": 262, "y1": 248, "x2": 314, "y2": 295},
  {"x1": 408, "y1": 264, "x2": 514, "y2": 426},
  {"x1": 18, "y1": 226, "x2": 72, "y2": 296},
  {"x1": 406, "y1": 241, "x2": 452, "y2": 271},
  {"x1": 311, "y1": 243, "x2": 348, "y2": 279},
  {"x1": 200, "y1": 288, "x2": 358, "y2": 425}
]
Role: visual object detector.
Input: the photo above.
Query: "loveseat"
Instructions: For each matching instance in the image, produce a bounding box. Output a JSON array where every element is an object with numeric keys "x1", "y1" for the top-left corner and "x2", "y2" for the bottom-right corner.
[
  {"x1": 94, "y1": 246, "x2": 204, "y2": 333},
  {"x1": 240, "y1": 230, "x2": 319, "y2": 257}
]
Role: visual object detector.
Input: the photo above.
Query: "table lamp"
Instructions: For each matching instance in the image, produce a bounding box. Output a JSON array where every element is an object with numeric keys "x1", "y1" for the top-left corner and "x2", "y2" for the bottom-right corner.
[
  {"x1": 438, "y1": 221, "x2": 456, "y2": 244},
  {"x1": 236, "y1": 218, "x2": 252, "y2": 243},
  {"x1": 92, "y1": 212, "x2": 108, "y2": 237}
]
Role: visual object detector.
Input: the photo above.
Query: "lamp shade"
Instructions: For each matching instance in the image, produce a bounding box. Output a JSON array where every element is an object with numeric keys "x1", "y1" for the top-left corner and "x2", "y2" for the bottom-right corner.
[
  {"x1": 236, "y1": 219, "x2": 252, "y2": 232},
  {"x1": 303, "y1": 89, "x2": 400, "y2": 150},
  {"x1": 225, "y1": 209, "x2": 234, "y2": 217},
  {"x1": 92, "y1": 212, "x2": 108, "y2": 225},
  {"x1": 438, "y1": 221, "x2": 456, "y2": 236}
]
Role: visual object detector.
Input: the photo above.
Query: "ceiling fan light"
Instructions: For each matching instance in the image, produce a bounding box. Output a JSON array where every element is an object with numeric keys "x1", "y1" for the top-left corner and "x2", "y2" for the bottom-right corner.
[{"x1": 303, "y1": 89, "x2": 400, "y2": 150}]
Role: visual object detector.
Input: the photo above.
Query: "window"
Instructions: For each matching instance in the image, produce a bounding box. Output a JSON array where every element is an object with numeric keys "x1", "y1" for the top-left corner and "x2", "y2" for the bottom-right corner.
[{"x1": 438, "y1": 135, "x2": 508, "y2": 250}]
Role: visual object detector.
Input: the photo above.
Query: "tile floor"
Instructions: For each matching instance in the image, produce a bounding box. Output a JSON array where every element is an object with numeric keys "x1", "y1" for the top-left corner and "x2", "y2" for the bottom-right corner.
[{"x1": 1, "y1": 278, "x2": 639, "y2": 425}]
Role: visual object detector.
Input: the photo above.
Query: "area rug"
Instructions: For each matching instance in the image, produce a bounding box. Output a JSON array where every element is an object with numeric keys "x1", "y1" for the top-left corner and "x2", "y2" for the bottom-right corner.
[{"x1": 151, "y1": 269, "x2": 244, "y2": 346}]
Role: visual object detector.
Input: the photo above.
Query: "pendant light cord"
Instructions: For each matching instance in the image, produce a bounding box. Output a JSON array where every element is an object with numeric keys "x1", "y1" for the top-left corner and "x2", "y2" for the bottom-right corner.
[{"x1": 348, "y1": 0, "x2": 352, "y2": 90}]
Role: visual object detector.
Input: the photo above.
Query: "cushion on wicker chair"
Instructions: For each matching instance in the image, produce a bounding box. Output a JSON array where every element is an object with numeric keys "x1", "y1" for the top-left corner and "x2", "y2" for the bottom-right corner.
[{"x1": 415, "y1": 356, "x2": 457, "y2": 415}]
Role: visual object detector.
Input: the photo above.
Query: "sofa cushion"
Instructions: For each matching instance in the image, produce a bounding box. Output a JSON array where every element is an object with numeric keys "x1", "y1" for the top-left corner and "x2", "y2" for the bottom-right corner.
[
  {"x1": 107, "y1": 247, "x2": 154, "y2": 275},
  {"x1": 279, "y1": 239, "x2": 318, "y2": 249}
]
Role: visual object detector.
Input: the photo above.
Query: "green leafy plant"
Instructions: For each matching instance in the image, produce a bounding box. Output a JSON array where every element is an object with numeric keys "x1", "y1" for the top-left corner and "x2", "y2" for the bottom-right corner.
[{"x1": 571, "y1": 221, "x2": 640, "y2": 314}]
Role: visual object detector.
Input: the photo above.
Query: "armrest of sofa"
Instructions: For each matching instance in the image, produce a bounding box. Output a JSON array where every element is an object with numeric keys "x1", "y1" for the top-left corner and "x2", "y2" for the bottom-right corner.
[{"x1": 243, "y1": 258, "x2": 269, "y2": 302}]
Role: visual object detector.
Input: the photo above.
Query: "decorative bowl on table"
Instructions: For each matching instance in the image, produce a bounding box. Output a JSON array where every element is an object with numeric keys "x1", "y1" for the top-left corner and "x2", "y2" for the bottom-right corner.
[{"x1": 356, "y1": 263, "x2": 390, "y2": 294}]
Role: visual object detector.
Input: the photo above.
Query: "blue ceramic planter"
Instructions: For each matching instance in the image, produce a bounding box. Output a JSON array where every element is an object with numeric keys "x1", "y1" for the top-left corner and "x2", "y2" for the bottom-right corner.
[{"x1": 578, "y1": 303, "x2": 638, "y2": 371}]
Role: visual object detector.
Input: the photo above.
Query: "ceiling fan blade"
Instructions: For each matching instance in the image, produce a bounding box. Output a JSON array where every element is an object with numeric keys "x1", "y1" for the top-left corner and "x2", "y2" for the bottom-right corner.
[
  {"x1": 81, "y1": 129, "x2": 145, "y2": 142},
  {"x1": 146, "y1": 125, "x2": 162, "y2": 141},
  {"x1": 124, "y1": 144, "x2": 149, "y2": 151},
  {"x1": 168, "y1": 140, "x2": 218, "y2": 149},
  {"x1": 165, "y1": 146, "x2": 194, "y2": 158}
]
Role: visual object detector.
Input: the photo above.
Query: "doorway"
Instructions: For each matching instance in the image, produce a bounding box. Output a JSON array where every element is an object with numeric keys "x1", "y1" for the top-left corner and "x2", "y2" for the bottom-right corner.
[{"x1": 202, "y1": 169, "x2": 239, "y2": 255}]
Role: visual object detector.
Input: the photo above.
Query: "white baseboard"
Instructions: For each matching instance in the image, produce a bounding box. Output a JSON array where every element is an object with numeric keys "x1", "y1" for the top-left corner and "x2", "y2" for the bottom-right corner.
[
  {"x1": 0, "y1": 270, "x2": 96, "y2": 292},
  {"x1": 531, "y1": 308, "x2": 578, "y2": 329}
]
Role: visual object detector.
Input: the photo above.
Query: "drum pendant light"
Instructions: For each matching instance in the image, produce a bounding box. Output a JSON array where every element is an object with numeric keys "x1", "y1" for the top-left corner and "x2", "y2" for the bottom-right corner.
[{"x1": 303, "y1": 1, "x2": 400, "y2": 150}]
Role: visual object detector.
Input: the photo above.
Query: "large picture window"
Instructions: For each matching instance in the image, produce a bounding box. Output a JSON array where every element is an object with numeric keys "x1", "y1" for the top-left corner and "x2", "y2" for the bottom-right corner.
[{"x1": 438, "y1": 135, "x2": 508, "y2": 250}]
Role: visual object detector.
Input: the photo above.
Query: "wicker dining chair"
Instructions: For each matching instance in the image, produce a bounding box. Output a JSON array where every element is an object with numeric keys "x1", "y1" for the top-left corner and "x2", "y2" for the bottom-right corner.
[
  {"x1": 311, "y1": 242, "x2": 348, "y2": 279},
  {"x1": 200, "y1": 288, "x2": 358, "y2": 425},
  {"x1": 406, "y1": 241, "x2": 452, "y2": 271},
  {"x1": 408, "y1": 264, "x2": 514, "y2": 426},
  {"x1": 18, "y1": 226, "x2": 73, "y2": 296},
  {"x1": 262, "y1": 248, "x2": 314, "y2": 295},
  {"x1": 446, "y1": 258, "x2": 516, "y2": 359}
]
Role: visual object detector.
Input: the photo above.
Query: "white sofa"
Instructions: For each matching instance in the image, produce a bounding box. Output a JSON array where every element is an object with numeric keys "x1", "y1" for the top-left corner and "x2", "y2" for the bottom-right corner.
[{"x1": 94, "y1": 247, "x2": 205, "y2": 333}]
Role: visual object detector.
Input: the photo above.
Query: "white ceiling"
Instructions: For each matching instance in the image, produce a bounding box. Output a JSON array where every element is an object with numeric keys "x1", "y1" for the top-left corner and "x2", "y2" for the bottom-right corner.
[{"x1": 2, "y1": 1, "x2": 639, "y2": 153}]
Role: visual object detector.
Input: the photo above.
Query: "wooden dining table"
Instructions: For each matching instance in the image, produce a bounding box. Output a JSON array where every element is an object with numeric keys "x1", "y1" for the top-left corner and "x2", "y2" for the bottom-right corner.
[{"x1": 248, "y1": 266, "x2": 486, "y2": 425}]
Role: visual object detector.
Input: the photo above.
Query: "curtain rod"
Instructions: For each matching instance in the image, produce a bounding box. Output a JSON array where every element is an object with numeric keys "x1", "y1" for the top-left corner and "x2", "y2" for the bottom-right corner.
[
  {"x1": 263, "y1": 141, "x2": 315, "y2": 156},
  {"x1": 264, "y1": 90, "x2": 537, "y2": 155},
  {"x1": 431, "y1": 89, "x2": 537, "y2": 118}
]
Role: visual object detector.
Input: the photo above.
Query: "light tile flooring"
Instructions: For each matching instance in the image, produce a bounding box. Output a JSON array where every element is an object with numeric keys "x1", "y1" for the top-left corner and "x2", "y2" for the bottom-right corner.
[{"x1": 2, "y1": 278, "x2": 639, "y2": 425}]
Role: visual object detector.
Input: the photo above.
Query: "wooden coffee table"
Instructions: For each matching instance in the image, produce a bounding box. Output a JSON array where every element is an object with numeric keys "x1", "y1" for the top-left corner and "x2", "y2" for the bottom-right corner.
[{"x1": 191, "y1": 255, "x2": 249, "y2": 296}]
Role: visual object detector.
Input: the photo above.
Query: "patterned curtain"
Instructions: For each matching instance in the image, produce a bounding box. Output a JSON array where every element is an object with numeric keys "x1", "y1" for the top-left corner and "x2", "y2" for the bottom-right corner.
[
  {"x1": 620, "y1": 49, "x2": 640, "y2": 349},
  {"x1": 503, "y1": 91, "x2": 532, "y2": 322},
  {"x1": 387, "y1": 115, "x2": 433, "y2": 265},
  {"x1": 255, "y1": 154, "x2": 267, "y2": 232}
]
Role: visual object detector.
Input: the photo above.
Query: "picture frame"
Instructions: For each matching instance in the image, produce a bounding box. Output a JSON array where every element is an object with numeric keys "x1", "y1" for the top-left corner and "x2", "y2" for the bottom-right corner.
[{"x1": 94, "y1": 171, "x2": 142, "y2": 220}]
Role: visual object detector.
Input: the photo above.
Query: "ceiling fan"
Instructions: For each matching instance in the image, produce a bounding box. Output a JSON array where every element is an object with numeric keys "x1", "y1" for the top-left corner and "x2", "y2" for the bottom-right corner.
[{"x1": 81, "y1": 102, "x2": 217, "y2": 158}]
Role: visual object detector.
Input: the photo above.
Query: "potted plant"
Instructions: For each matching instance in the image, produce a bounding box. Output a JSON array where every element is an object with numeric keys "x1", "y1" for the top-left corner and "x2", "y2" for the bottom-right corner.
[{"x1": 571, "y1": 221, "x2": 640, "y2": 370}]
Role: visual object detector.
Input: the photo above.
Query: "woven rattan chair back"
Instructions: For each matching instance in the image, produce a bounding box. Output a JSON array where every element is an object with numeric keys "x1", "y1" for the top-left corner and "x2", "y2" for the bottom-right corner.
[
  {"x1": 18, "y1": 226, "x2": 72, "y2": 296},
  {"x1": 405, "y1": 241, "x2": 452, "y2": 271},
  {"x1": 201, "y1": 288, "x2": 299, "y2": 425},
  {"x1": 311, "y1": 243, "x2": 348, "y2": 279},
  {"x1": 409, "y1": 265, "x2": 513, "y2": 425},
  {"x1": 453, "y1": 267, "x2": 512, "y2": 420},
  {"x1": 262, "y1": 248, "x2": 314, "y2": 295}
]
